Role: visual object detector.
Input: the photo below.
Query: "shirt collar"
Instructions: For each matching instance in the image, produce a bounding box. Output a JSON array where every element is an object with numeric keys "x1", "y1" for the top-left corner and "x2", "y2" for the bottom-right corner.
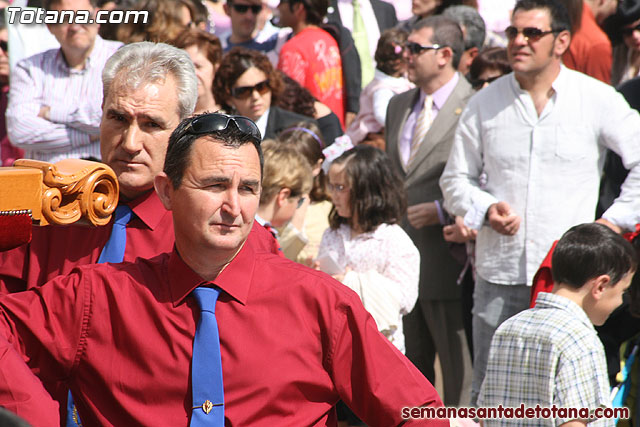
[
  {"x1": 430, "y1": 72, "x2": 460, "y2": 110},
  {"x1": 534, "y1": 292, "x2": 594, "y2": 330},
  {"x1": 125, "y1": 190, "x2": 169, "y2": 231},
  {"x1": 256, "y1": 107, "x2": 269, "y2": 139},
  {"x1": 55, "y1": 35, "x2": 103, "y2": 73},
  {"x1": 509, "y1": 64, "x2": 567, "y2": 95},
  {"x1": 168, "y1": 222, "x2": 262, "y2": 307}
]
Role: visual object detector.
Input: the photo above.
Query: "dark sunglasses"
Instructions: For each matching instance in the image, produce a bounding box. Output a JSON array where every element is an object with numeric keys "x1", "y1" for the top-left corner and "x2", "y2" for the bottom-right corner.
[
  {"x1": 471, "y1": 75, "x2": 500, "y2": 90},
  {"x1": 405, "y1": 41, "x2": 446, "y2": 55},
  {"x1": 231, "y1": 80, "x2": 271, "y2": 100},
  {"x1": 175, "y1": 113, "x2": 262, "y2": 144},
  {"x1": 0, "y1": 41, "x2": 7, "y2": 53},
  {"x1": 504, "y1": 26, "x2": 559, "y2": 42},
  {"x1": 622, "y1": 23, "x2": 640, "y2": 37},
  {"x1": 231, "y1": 3, "x2": 262, "y2": 14}
]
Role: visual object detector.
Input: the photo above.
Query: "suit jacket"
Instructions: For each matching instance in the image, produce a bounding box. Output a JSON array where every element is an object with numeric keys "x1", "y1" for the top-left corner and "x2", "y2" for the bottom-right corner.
[
  {"x1": 328, "y1": 0, "x2": 398, "y2": 34},
  {"x1": 264, "y1": 106, "x2": 318, "y2": 140},
  {"x1": 385, "y1": 76, "x2": 475, "y2": 300}
]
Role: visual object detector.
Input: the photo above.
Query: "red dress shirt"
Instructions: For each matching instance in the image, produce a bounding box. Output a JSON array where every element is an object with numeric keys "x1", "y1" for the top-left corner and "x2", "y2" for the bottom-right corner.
[
  {"x1": 0, "y1": 190, "x2": 175, "y2": 294},
  {"x1": 562, "y1": 4, "x2": 612, "y2": 84},
  {"x1": 0, "y1": 231, "x2": 446, "y2": 426}
]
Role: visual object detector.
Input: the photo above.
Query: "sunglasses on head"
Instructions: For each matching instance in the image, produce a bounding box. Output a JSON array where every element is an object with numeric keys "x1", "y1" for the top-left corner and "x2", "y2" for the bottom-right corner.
[
  {"x1": 175, "y1": 113, "x2": 262, "y2": 144},
  {"x1": 231, "y1": 79, "x2": 271, "y2": 100},
  {"x1": 504, "y1": 26, "x2": 559, "y2": 42},
  {"x1": 231, "y1": 3, "x2": 262, "y2": 14},
  {"x1": 622, "y1": 23, "x2": 640, "y2": 37},
  {"x1": 405, "y1": 41, "x2": 446, "y2": 55}
]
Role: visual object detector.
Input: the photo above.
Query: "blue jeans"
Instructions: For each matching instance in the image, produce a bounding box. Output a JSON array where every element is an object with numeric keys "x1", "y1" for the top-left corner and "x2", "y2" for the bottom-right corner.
[{"x1": 470, "y1": 276, "x2": 530, "y2": 406}]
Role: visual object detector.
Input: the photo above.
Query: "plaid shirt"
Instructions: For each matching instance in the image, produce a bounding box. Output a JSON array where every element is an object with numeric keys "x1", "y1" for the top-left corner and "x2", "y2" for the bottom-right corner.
[{"x1": 478, "y1": 292, "x2": 613, "y2": 426}]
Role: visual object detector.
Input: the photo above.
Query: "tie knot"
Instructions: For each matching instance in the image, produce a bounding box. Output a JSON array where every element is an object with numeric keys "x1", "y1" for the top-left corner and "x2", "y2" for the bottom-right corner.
[
  {"x1": 423, "y1": 94, "x2": 434, "y2": 109},
  {"x1": 113, "y1": 204, "x2": 133, "y2": 226},
  {"x1": 352, "y1": 0, "x2": 360, "y2": 8},
  {"x1": 192, "y1": 287, "x2": 221, "y2": 313}
]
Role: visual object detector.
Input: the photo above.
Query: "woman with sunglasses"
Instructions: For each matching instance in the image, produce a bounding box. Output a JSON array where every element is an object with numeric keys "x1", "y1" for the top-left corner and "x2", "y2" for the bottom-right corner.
[
  {"x1": 468, "y1": 47, "x2": 511, "y2": 90},
  {"x1": 612, "y1": 15, "x2": 640, "y2": 86},
  {"x1": 213, "y1": 47, "x2": 316, "y2": 139}
]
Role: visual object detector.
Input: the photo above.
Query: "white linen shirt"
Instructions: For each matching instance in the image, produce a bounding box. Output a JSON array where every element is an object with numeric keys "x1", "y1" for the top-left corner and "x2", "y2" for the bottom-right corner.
[
  {"x1": 440, "y1": 66, "x2": 640, "y2": 286},
  {"x1": 317, "y1": 223, "x2": 419, "y2": 353}
]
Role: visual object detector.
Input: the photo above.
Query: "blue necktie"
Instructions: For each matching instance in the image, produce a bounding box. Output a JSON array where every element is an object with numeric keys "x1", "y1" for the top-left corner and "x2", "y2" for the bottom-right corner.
[
  {"x1": 66, "y1": 204, "x2": 134, "y2": 427},
  {"x1": 191, "y1": 286, "x2": 225, "y2": 426},
  {"x1": 98, "y1": 204, "x2": 133, "y2": 263}
]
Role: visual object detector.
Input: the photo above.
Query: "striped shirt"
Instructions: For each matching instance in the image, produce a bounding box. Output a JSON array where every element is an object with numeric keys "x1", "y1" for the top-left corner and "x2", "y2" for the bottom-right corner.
[
  {"x1": 6, "y1": 36, "x2": 121, "y2": 163},
  {"x1": 478, "y1": 292, "x2": 613, "y2": 426}
]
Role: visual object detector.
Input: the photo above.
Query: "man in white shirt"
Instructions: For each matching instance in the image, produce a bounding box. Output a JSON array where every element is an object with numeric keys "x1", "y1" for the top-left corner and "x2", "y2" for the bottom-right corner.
[
  {"x1": 6, "y1": 0, "x2": 121, "y2": 163},
  {"x1": 440, "y1": 0, "x2": 640, "y2": 406}
]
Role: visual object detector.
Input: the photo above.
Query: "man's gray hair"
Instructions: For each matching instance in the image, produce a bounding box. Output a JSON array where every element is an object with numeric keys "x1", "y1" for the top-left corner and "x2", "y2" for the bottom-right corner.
[
  {"x1": 102, "y1": 42, "x2": 197, "y2": 120},
  {"x1": 443, "y1": 5, "x2": 486, "y2": 51}
]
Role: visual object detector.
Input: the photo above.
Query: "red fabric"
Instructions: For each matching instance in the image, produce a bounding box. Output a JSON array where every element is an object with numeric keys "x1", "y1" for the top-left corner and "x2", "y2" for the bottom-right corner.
[
  {"x1": 0, "y1": 190, "x2": 281, "y2": 292},
  {"x1": 0, "y1": 190, "x2": 174, "y2": 294},
  {"x1": 562, "y1": 4, "x2": 612, "y2": 84},
  {"x1": 278, "y1": 27, "x2": 346, "y2": 127},
  {"x1": 529, "y1": 240, "x2": 558, "y2": 308},
  {"x1": 0, "y1": 214, "x2": 31, "y2": 252},
  {"x1": 0, "y1": 235, "x2": 446, "y2": 426}
]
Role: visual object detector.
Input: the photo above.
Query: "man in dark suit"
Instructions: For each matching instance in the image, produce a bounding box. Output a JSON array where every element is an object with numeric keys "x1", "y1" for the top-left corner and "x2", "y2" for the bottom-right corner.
[
  {"x1": 385, "y1": 15, "x2": 474, "y2": 406},
  {"x1": 327, "y1": 0, "x2": 397, "y2": 126}
]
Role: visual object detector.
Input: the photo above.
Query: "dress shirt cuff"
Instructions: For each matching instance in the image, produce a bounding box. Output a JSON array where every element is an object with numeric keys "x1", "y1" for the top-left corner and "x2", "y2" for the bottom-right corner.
[
  {"x1": 463, "y1": 196, "x2": 497, "y2": 230},
  {"x1": 434, "y1": 200, "x2": 447, "y2": 226},
  {"x1": 601, "y1": 209, "x2": 637, "y2": 233}
]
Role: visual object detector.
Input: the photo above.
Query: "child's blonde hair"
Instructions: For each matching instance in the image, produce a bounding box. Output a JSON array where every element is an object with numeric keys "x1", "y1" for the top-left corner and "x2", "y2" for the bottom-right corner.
[{"x1": 260, "y1": 139, "x2": 313, "y2": 204}]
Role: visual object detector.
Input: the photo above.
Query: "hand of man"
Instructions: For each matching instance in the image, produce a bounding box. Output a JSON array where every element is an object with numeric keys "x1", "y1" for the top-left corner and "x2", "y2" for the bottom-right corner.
[
  {"x1": 487, "y1": 201, "x2": 521, "y2": 236},
  {"x1": 595, "y1": 218, "x2": 622, "y2": 234},
  {"x1": 443, "y1": 215, "x2": 477, "y2": 243},
  {"x1": 407, "y1": 202, "x2": 439, "y2": 229},
  {"x1": 38, "y1": 105, "x2": 51, "y2": 121}
]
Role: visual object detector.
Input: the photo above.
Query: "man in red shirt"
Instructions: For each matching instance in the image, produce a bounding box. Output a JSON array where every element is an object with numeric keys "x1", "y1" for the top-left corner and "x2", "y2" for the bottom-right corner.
[
  {"x1": 562, "y1": 0, "x2": 618, "y2": 83},
  {"x1": 0, "y1": 112, "x2": 446, "y2": 426},
  {"x1": 277, "y1": 0, "x2": 346, "y2": 127},
  {"x1": 0, "y1": 42, "x2": 194, "y2": 294}
]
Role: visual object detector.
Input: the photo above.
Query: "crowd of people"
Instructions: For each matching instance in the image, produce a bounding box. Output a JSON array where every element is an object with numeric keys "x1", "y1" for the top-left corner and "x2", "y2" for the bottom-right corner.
[{"x1": 1, "y1": 0, "x2": 640, "y2": 425}]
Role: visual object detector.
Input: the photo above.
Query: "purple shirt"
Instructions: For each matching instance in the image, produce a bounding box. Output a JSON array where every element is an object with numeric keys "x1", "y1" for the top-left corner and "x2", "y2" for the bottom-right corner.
[{"x1": 398, "y1": 72, "x2": 460, "y2": 166}]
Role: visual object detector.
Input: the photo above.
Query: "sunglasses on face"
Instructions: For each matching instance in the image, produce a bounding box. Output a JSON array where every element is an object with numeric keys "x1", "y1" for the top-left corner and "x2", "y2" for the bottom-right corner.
[
  {"x1": 405, "y1": 41, "x2": 446, "y2": 55},
  {"x1": 296, "y1": 196, "x2": 306, "y2": 209},
  {"x1": 504, "y1": 26, "x2": 559, "y2": 42},
  {"x1": 622, "y1": 23, "x2": 640, "y2": 37},
  {"x1": 174, "y1": 113, "x2": 262, "y2": 144},
  {"x1": 231, "y1": 3, "x2": 263, "y2": 14},
  {"x1": 231, "y1": 80, "x2": 271, "y2": 100},
  {"x1": 471, "y1": 75, "x2": 500, "y2": 90},
  {"x1": 0, "y1": 41, "x2": 7, "y2": 53}
]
